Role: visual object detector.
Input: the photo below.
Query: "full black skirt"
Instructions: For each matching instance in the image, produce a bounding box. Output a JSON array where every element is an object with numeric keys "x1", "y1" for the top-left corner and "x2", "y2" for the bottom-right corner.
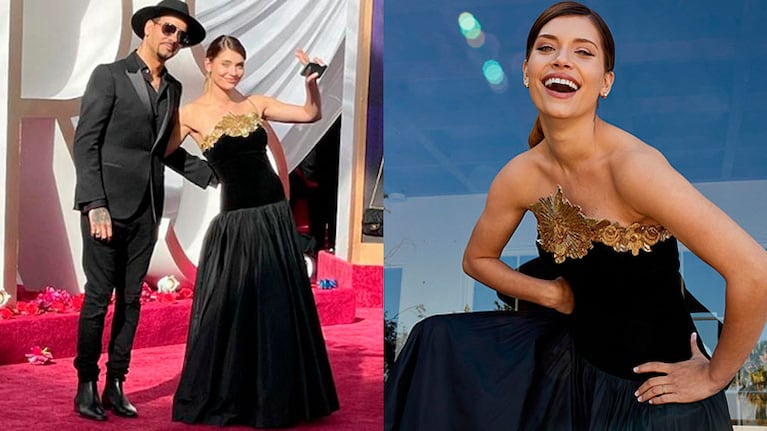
[
  {"x1": 384, "y1": 309, "x2": 732, "y2": 431},
  {"x1": 173, "y1": 200, "x2": 339, "y2": 428}
]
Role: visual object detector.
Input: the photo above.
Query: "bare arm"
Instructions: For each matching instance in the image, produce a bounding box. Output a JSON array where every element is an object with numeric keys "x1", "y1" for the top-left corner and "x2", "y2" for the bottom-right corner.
[
  {"x1": 252, "y1": 82, "x2": 321, "y2": 124},
  {"x1": 163, "y1": 108, "x2": 218, "y2": 188},
  {"x1": 252, "y1": 49, "x2": 323, "y2": 124},
  {"x1": 618, "y1": 149, "x2": 767, "y2": 403},
  {"x1": 165, "y1": 110, "x2": 192, "y2": 157},
  {"x1": 462, "y1": 157, "x2": 574, "y2": 313}
]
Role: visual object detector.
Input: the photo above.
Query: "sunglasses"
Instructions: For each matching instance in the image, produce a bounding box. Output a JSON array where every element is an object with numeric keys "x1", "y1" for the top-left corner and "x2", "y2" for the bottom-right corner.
[{"x1": 153, "y1": 20, "x2": 190, "y2": 47}]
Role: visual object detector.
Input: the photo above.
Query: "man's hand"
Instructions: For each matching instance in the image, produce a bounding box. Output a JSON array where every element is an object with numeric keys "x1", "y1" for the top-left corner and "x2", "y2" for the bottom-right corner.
[{"x1": 88, "y1": 207, "x2": 113, "y2": 242}]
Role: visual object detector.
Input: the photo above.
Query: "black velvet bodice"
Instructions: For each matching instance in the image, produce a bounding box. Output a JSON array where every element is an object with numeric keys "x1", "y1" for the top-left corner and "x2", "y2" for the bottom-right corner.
[
  {"x1": 203, "y1": 123, "x2": 284, "y2": 212},
  {"x1": 538, "y1": 239, "x2": 694, "y2": 380},
  {"x1": 529, "y1": 187, "x2": 696, "y2": 380}
]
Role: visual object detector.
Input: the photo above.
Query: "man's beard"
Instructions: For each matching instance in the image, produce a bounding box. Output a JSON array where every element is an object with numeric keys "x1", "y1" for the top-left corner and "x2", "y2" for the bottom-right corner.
[{"x1": 158, "y1": 47, "x2": 177, "y2": 61}]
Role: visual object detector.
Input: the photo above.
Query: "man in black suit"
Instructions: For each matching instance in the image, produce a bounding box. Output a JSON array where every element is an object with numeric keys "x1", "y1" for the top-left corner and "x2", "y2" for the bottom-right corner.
[{"x1": 72, "y1": 0, "x2": 213, "y2": 421}]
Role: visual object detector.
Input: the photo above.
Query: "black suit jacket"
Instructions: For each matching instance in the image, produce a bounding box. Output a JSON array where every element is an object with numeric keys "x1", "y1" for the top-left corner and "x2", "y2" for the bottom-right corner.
[{"x1": 73, "y1": 51, "x2": 215, "y2": 221}]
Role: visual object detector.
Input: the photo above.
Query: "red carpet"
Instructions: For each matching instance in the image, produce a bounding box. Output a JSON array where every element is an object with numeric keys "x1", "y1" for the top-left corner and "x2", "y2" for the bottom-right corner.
[
  {"x1": 0, "y1": 307, "x2": 382, "y2": 430},
  {"x1": 0, "y1": 287, "x2": 356, "y2": 366},
  {"x1": 317, "y1": 251, "x2": 383, "y2": 308}
]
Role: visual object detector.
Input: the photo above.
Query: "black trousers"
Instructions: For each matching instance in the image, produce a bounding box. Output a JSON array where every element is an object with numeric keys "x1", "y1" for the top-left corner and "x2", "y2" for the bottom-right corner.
[{"x1": 74, "y1": 200, "x2": 157, "y2": 382}]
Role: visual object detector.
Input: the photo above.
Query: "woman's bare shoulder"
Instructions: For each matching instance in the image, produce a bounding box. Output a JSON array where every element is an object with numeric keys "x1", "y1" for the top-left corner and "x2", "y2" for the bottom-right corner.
[
  {"x1": 179, "y1": 100, "x2": 203, "y2": 122},
  {"x1": 180, "y1": 99, "x2": 219, "y2": 131},
  {"x1": 182, "y1": 96, "x2": 214, "y2": 113},
  {"x1": 602, "y1": 124, "x2": 682, "y2": 208},
  {"x1": 488, "y1": 145, "x2": 549, "y2": 208},
  {"x1": 247, "y1": 94, "x2": 267, "y2": 103},
  {"x1": 499, "y1": 146, "x2": 545, "y2": 176},
  {"x1": 246, "y1": 94, "x2": 270, "y2": 115},
  {"x1": 606, "y1": 126, "x2": 670, "y2": 172}
]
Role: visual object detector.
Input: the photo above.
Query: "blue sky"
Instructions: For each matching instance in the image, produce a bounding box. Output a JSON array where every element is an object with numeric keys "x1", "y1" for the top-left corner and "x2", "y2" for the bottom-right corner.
[{"x1": 385, "y1": 0, "x2": 767, "y2": 197}]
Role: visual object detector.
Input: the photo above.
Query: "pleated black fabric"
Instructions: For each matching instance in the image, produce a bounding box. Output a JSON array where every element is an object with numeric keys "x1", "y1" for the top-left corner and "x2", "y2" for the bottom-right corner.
[
  {"x1": 385, "y1": 241, "x2": 733, "y2": 431},
  {"x1": 173, "y1": 126, "x2": 338, "y2": 428},
  {"x1": 385, "y1": 309, "x2": 731, "y2": 430}
]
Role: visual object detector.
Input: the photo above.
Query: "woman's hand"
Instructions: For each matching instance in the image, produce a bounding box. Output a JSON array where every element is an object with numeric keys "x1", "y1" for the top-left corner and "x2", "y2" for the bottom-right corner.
[
  {"x1": 295, "y1": 49, "x2": 325, "y2": 84},
  {"x1": 550, "y1": 277, "x2": 574, "y2": 314},
  {"x1": 254, "y1": 49, "x2": 324, "y2": 123},
  {"x1": 634, "y1": 333, "x2": 724, "y2": 404}
]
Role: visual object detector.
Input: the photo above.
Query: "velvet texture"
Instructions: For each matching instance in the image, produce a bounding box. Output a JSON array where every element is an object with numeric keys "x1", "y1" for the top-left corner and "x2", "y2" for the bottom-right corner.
[
  {"x1": 313, "y1": 287, "x2": 356, "y2": 325},
  {"x1": 172, "y1": 126, "x2": 338, "y2": 427},
  {"x1": 385, "y1": 238, "x2": 732, "y2": 430},
  {"x1": 386, "y1": 310, "x2": 730, "y2": 431},
  {"x1": 317, "y1": 251, "x2": 383, "y2": 308},
  {"x1": 172, "y1": 203, "x2": 339, "y2": 427},
  {"x1": 548, "y1": 239, "x2": 696, "y2": 379},
  {"x1": 0, "y1": 301, "x2": 191, "y2": 366}
]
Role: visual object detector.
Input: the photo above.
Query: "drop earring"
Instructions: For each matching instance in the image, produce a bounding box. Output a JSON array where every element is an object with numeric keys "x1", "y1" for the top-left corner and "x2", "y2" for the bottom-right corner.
[{"x1": 523, "y1": 77, "x2": 529, "y2": 88}]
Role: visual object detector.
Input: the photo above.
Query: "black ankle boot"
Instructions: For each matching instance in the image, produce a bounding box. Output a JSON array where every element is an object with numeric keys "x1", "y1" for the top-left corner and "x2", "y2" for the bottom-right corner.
[
  {"x1": 102, "y1": 378, "x2": 138, "y2": 417},
  {"x1": 74, "y1": 381, "x2": 107, "y2": 421}
]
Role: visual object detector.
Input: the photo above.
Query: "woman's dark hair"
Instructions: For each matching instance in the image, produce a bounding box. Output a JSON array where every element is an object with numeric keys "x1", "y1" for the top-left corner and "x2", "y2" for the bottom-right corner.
[
  {"x1": 525, "y1": 2, "x2": 615, "y2": 148},
  {"x1": 204, "y1": 35, "x2": 247, "y2": 91},
  {"x1": 206, "y1": 35, "x2": 247, "y2": 60}
]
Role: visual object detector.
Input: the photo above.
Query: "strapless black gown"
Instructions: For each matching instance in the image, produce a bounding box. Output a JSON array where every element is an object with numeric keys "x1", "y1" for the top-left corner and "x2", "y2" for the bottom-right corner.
[
  {"x1": 172, "y1": 115, "x2": 339, "y2": 428},
  {"x1": 384, "y1": 187, "x2": 732, "y2": 430}
]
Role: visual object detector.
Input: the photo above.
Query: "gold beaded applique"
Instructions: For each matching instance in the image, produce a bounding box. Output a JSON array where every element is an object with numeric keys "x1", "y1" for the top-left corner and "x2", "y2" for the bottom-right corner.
[
  {"x1": 200, "y1": 111, "x2": 263, "y2": 151},
  {"x1": 529, "y1": 186, "x2": 671, "y2": 263}
]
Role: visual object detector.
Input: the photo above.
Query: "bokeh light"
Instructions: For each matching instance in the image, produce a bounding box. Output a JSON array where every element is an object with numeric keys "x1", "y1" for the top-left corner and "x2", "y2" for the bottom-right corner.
[
  {"x1": 466, "y1": 32, "x2": 486, "y2": 48},
  {"x1": 482, "y1": 60, "x2": 505, "y2": 85},
  {"x1": 458, "y1": 11, "x2": 485, "y2": 47},
  {"x1": 460, "y1": 12, "x2": 503, "y2": 90},
  {"x1": 458, "y1": 12, "x2": 479, "y2": 35},
  {"x1": 464, "y1": 27, "x2": 482, "y2": 40}
]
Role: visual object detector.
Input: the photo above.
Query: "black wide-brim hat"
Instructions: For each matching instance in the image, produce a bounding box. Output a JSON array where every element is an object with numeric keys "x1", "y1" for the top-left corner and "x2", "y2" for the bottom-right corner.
[{"x1": 131, "y1": 0, "x2": 206, "y2": 46}]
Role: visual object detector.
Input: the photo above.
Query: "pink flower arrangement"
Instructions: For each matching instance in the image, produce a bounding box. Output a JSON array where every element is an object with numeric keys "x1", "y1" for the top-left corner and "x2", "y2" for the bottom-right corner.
[
  {"x1": 25, "y1": 345, "x2": 54, "y2": 365},
  {"x1": 138, "y1": 281, "x2": 193, "y2": 305},
  {"x1": 33, "y1": 286, "x2": 74, "y2": 312},
  {"x1": 0, "y1": 280, "x2": 194, "y2": 320},
  {"x1": 15, "y1": 301, "x2": 45, "y2": 316},
  {"x1": 4, "y1": 285, "x2": 82, "y2": 318},
  {"x1": 177, "y1": 287, "x2": 193, "y2": 299}
]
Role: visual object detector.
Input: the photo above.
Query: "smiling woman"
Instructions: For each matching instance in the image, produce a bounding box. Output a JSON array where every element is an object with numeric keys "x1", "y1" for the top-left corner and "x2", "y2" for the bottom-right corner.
[
  {"x1": 166, "y1": 34, "x2": 339, "y2": 428},
  {"x1": 384, "y1": 2, "x2": 767, "y2": 430},
  {"x1": 523, "y1": 5, "x2": 614, "y2": 148}
]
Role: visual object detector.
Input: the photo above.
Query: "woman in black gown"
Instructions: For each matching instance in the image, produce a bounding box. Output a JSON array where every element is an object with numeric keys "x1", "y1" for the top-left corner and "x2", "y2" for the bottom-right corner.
[
  {"x1": 166, "y1": 35, "x2": 338, "y2": 428},
  {"x1": 384, "y1": 2, "x2": 767, "y2": 430}
]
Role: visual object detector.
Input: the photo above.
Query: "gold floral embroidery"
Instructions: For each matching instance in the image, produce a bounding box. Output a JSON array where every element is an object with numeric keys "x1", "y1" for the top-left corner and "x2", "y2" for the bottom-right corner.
[
  {"x1": 529, "y1": 186, "x2": 670, "y2": 263},
  {"x1": 599, "y1": 223, "x2": 670, "y2": 256},
  {"x1": 201, "y1": 111, "x2": 262, "y2": 151}
]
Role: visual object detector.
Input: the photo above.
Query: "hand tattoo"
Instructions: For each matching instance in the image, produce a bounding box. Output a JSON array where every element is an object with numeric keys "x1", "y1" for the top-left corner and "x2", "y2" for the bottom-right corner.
[{"x1": 92, "y1": 208, "x2": 111, "y2": 224}]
